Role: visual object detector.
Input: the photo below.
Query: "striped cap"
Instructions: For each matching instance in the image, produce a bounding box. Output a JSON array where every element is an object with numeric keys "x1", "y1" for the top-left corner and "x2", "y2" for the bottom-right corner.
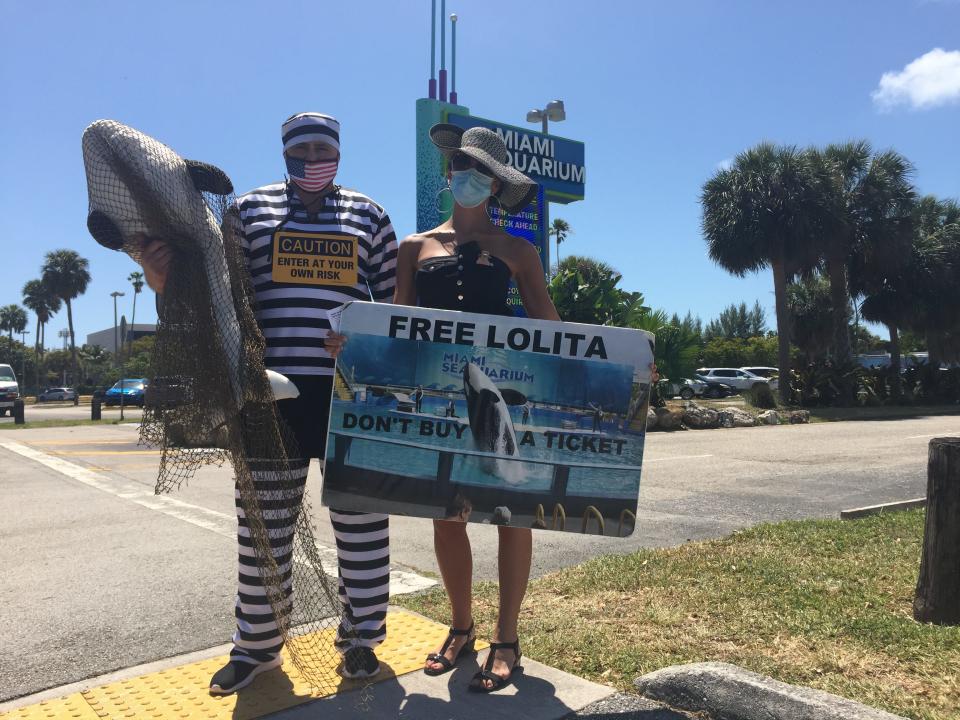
[{"x1": 281, "y1": 112, "x2": 340, "y2": 152}]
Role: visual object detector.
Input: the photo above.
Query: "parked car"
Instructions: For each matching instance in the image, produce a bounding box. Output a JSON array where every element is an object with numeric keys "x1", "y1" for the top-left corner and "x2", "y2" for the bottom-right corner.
[
  {"x1": 740, "y1": 366, "x2": 779, "y2": 391},
  {"x1": 696, "y1": 367, "x2": 770, "y2": 393},
  {"x1": 693, "y1": 374, "x2": 737, "y2": 399},
  {"x1": 0, "y1": 363, "x2": 19, "y2": 417},
  {"x1": 104, "y1": 378, "x2": 148, "y2": 406},
  {"x1": 675, "y1": 378, "x2": 704, "y2": 400},
  {"x1": 37, "y1": 387, "x2": 78, "y2": 402}
]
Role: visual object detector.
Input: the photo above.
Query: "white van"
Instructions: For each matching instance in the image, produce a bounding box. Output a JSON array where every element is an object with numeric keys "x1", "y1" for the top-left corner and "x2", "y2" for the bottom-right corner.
[{"x1": 0, "y1": 364, "x2": 19, "y2": 416}]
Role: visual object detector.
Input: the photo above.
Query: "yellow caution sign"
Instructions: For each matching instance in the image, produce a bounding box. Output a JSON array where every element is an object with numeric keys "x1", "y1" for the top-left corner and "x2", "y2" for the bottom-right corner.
[{"x1": 272, "y1": 231, "x2": 358, "y2": 286}]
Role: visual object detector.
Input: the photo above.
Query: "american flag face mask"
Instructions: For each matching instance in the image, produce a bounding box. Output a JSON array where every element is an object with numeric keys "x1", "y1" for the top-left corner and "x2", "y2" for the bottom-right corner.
[{"x1": 285, "y1": 156, "x2": 338, "y2": 192}]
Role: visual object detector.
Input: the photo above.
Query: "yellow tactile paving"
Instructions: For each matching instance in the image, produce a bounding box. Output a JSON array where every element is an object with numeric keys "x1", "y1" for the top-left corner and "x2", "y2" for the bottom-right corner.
[
  {"x1": 3, "y1": 610, "x2": 484, "y2": 720},
  {"x1": 0, "y1": 694, "x2": 100, "y2": 720}
]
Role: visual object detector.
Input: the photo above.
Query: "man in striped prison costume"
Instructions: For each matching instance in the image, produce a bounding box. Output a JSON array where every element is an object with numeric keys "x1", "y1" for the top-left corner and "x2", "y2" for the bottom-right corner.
[
  {"x1": 223, "y1": 112, "x2": 398, "y2": 694},
  {"x1": 140, "y1": 112, "x2": 397, "y2": 695}
]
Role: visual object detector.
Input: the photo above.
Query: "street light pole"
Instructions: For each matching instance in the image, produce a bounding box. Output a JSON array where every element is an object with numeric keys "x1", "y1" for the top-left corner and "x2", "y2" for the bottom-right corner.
[
  {"x1": 111, "y1": 291, "x2": 126, "y2": 419},
  {"x1": 526, "y1": 100, "x2": 566, "y2": 277},
  {"x1": 58, "y1": 329, "x2": 69, "y2": 383},
  {"x1": 19, "y1": 329, "x2": 28, "y2": 395}
]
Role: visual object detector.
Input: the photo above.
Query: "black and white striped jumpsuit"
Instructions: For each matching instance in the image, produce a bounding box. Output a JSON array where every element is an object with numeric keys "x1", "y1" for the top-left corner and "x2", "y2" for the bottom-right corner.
[{"x1": 228, "y1": 182, "x2": 398, "y2": 667}]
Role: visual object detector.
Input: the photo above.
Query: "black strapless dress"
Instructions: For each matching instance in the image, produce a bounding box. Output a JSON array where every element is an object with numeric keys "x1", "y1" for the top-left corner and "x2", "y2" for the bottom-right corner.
[{"x1": 415, "y1": 241, "x2": 513, "y2": 316}]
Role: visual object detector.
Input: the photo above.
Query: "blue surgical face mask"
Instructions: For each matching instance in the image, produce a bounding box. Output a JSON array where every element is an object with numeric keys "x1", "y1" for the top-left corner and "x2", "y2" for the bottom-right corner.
[{"x1": 450, "y1": 168, "x2": 494, "y2": 208}]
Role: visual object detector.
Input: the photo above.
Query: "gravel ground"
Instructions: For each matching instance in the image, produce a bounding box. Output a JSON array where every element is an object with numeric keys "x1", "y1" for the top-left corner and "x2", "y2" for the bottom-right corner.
[{"x1": 567, "y1": 692, "x2": 697, "y2": 719}]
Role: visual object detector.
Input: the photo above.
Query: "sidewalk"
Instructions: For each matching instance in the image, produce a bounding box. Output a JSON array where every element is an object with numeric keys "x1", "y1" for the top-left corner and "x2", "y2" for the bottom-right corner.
[{"x1": 0, "y1": 609, "x2": 619, "y2": 720}]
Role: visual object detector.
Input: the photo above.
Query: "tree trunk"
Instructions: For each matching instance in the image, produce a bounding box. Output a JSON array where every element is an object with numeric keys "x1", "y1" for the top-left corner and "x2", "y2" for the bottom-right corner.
[
  {"x1": 926, "y1": 331, "x2": 942, "y2": 369},
  {"x1": 129, "y1": 292, "x2": 138, "y2": 357},
  {"x1": 887, "y1": 323, "x2": 902, "y2": 400},
  {"x1": 914, "y1": 437, "x2": 960, "y2": 624},
  {"x1": 771, "y1": 258, "x2": 791, "y2": 405},
  {"x1": 826, "y1": 257, "x2": 852, "y2": 362},
  {"x1": 66, "y1": 299, "x2": 78, "y2": 386},
  {"x1": 34, "y1": 319, "x2": 40, "y2": 396}
]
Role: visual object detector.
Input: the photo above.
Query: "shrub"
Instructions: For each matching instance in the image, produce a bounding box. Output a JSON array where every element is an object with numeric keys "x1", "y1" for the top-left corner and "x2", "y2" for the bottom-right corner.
[{"x1": 745, "y1": 382, "x2": 777, "y2": 409}]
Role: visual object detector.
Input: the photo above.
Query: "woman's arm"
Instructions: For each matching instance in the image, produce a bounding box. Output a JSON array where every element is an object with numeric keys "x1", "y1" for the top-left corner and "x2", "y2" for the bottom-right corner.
[
  {"x1": 514, "y1": 241, "x2": 560, "y2": 321},
  {"x1": 393, "y1": 236, "x2": 421, "y2": 306}
]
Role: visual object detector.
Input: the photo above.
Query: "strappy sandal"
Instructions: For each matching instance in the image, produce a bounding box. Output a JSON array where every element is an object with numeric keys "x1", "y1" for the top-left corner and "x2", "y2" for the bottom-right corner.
[
  {"x1": 468, "y1": 640, "x2": 521, "y2": 693},
  {"x1": 423, "y1": 621, "x2": 476, "y2": 676}
]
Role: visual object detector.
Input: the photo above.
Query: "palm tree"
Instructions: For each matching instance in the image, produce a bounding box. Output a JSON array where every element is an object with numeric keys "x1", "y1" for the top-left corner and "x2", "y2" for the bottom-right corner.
[
  {"x1": 787, "y1": 274, "x2": 836, "y2": 363},
  {"x1": 22, "y1": 279, "x2": 62, "y2": 393},
  {"x1": 808, "y1": 142, "x2": 915, "y2": 366},
  {"x1": 0, "y1": 305, "x2": 13, "y2": 339},
  {"x1": 0, "y1": 304, "x2": 27, "y2": 341},
  {"x1": 701, "y1": 143, "x2": 821, "y2": 403},
  {"x1": 548, "y1": 218, "x2": 572, "y2": 267},
  {"x1": 908, "y1": 197, "x2": 960, "y2": 366},
  {"x1": 41, "y1": 249, "x2": 91, "y2": 385},
  {"x1": 127, "y1": 270, "x2": 145, "y2": 355},
  {"x1": 847, "y1": 197, "x2": 924, "y2": 400}
]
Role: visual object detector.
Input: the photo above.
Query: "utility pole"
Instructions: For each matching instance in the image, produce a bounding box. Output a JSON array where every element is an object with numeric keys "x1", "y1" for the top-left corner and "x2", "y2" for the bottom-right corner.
[{"x1": 526, "y1": 100, "x2": 566, "y2": 275}]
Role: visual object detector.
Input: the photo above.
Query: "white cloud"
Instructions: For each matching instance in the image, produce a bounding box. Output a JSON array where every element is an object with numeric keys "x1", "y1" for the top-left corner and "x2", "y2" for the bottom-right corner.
[
  {"x1": 872, "y1": 48, "x2": 960, "y2": 111},
  {"x1": 717, "y1": 158, "x2": 733, "y2": 171}
]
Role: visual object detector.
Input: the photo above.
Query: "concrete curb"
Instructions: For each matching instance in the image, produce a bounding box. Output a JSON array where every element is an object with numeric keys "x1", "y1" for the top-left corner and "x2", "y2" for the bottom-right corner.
[
  {"x1": 634, "y1": 662, "x2": 908, "y2": 720},
  {"x1": 840, "y1": 497, "x2": 926, "y2": 520}
]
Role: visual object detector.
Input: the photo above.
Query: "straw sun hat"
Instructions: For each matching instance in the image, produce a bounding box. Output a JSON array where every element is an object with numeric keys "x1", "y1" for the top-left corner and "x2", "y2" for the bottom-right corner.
[{"x1": 430, "y1": 123, "x2": 538, "y2": 214}]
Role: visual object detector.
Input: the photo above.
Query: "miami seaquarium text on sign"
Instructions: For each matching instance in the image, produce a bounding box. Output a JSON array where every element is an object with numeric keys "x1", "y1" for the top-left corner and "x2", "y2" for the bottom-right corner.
[
  {"x1": 446, "y1": 114, "x2": 586, "y2": 203},
  {"x1": 321, "y1": 302, "x2": 654, "y2": 536}
]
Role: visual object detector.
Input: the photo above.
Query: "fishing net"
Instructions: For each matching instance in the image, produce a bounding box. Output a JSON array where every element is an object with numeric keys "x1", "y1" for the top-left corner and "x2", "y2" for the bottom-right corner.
[{"x1": 81, "y1": 119, "x2": 347, "y2": 691}]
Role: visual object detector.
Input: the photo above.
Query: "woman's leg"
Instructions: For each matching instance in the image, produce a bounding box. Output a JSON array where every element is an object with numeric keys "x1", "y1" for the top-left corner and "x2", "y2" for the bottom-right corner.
[
  {"x1": 425, "y1": 518, "x2": 475, "y2": 671},
  {"x1": 475, "y1": 525, "x2": 532, "y2": 688}
]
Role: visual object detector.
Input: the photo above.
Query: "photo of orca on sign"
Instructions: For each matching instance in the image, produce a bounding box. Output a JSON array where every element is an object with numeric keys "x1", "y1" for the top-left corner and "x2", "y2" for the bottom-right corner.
[{"x1": 321, "y1": 302, "x2": 655, "y2": 536}]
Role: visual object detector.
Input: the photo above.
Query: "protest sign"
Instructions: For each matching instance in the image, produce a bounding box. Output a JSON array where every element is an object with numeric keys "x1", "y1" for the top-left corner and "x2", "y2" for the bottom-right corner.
[{"x1": 321, "y1": 302, "x2": 655, "y2": 536}]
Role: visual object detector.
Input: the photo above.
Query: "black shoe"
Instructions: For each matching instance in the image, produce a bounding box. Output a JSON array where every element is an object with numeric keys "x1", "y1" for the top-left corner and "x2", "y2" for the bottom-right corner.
[
  {"x1": 424, "y1": 621, "x2": 476, "y2": 676},
  {"x1": 209, "y1": 656, "x2": 282, "y2": 695},
  {"x1": 469, "y1": 640, "x2": 522, "y2": 693},
  {"x1": 339, "y1": 647, "x2": 381, "y2": 679}
]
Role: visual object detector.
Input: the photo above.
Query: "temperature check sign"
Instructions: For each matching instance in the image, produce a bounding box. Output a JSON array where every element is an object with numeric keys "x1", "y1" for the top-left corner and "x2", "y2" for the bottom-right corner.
[{"x1": 271, "y1": 231, "x2": 359, "y2": 286}]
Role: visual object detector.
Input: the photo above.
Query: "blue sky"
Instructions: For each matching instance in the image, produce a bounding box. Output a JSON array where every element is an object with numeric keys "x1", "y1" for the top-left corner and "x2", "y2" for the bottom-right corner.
[{"x1": 2, "y1": 0, "x2": 959, "y2": 347}]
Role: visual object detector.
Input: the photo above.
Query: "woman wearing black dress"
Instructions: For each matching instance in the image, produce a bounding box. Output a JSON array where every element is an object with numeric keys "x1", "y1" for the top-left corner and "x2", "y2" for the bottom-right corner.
[{"x1": 393, "y1": 125, "x2": 560, "y2": 693}]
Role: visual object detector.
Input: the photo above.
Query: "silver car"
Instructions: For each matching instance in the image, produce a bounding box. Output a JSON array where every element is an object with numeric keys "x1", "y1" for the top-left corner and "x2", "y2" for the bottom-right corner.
[
  {"x1": 695, "y1": 368, "x2": 771, "y2": 393},
  {"x1": 38, "y1": 387, "x2": 79, "y2": 402}
]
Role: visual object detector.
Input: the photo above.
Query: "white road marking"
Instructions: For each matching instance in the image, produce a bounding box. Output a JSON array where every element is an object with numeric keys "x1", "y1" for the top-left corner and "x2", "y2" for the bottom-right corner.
[
  {"x1": 645, "y1": 454, "x2": 714, "y2": 462},
  {"x1": 906, "y1": 432, "x2": 960, "y2": 439},
  {"x1": 0, "y1": 440, "x2": 434, "y2": 595}
]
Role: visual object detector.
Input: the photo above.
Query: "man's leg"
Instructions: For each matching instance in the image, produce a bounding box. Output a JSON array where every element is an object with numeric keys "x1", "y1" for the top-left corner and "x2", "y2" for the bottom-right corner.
[
  {"x1": 210, "y1": 458, "x2": 309, "y2": 695},
  {"x1": 329, "y1": 508, "x2": 390, "y2": 678}
]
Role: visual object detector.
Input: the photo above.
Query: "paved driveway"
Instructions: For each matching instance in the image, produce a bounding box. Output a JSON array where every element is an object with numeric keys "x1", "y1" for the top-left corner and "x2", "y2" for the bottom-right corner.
[{"x1": 1, "y1": 413, "x2": 956, "y2": 701}]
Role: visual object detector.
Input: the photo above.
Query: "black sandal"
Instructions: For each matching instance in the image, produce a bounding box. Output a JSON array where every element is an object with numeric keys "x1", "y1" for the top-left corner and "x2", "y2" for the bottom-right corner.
[
  {"x1": 424, "y1": 621, "x2": 476, "y2": 676},
  {"x1": 468, "y1": 640, "x2": 522, "y2": 693}
]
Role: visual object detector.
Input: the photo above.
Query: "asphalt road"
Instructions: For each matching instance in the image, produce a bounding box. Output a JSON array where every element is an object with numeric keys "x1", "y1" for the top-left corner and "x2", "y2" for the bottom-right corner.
[
  {"x1": 1, "y1": 414, "x2": 956, "y2": 702},
  {"x1": 0, "y1": 402, "x2": 143, "y2": 423}
]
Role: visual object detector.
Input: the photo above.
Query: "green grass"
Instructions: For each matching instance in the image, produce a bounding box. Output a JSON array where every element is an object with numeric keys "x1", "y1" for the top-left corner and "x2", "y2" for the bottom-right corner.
[
  {"x1": 808, "y1": 405, "x2": 960, "y2": 422},
  {"x1": 396, "y1": 510, "x2": 959, "y2": 720},
  {"x1": 0, "y1": 418, "x2": 139, "y2": 430}
]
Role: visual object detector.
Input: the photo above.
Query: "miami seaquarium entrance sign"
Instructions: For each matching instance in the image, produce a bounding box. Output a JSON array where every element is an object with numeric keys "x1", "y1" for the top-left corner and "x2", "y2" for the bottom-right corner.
[{"x1": 415, "y1": 97, "x2": 586, "y2": 314}]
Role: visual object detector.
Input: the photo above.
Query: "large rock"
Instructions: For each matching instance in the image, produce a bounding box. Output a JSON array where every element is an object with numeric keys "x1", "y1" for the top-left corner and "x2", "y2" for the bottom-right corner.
[
  {"x1": 758, "y1": 410, "x2": 780, "y2": 425},
  {"x1": 682, "y1": 403, "x2": 719, "y2": 429},
  {"x1": 635, "y1": 662, "x2": 908, "y2": 720},
  {"x1": 788, "y1": 409, "x2": 810, "y2": 424},
  {"x1": 654, "y1": 407, "x2": 684, "y2": 430},
  {"x1": 646, "y1": 407, "x2": 658, "y2": 431},
  {"x1": 719, "y1": 407, "x2": 757, "y2": 428}
]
